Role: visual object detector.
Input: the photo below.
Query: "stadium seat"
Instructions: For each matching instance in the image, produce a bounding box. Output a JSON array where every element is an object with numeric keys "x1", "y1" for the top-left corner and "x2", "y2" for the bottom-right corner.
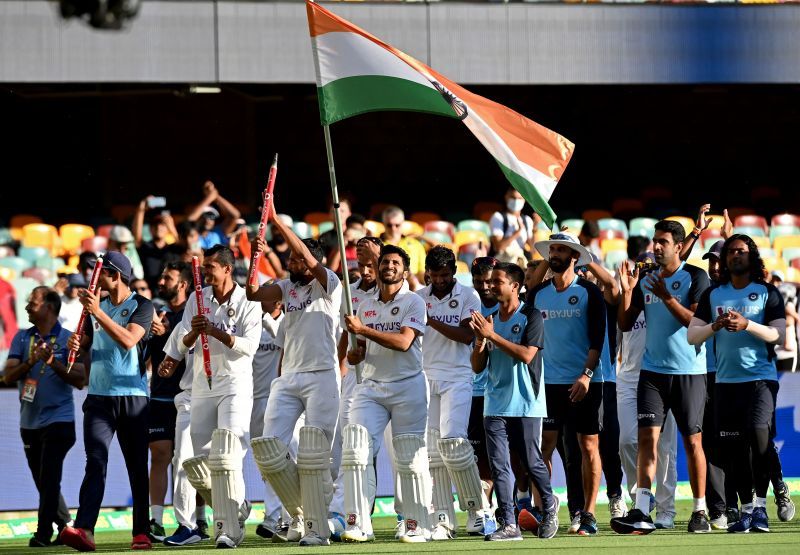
[
  {"x1": 582, "y1": 209, "x2": 612, "y2": 221},
  {"x1": 687, "y1": 257, "x2": 707, "y2": 270},
  {"x1": 771, "y1": 213, "x2": 800, "y2": 228},
  {"x1": 456, "y1": 260, "x2": 469, "y2": 274},
  {"x1": 457, "y1": 242, "x2": 483, "y2": 267},
  {"x1": 598, "y1": 218, "x2": 628, "y2": 236},
  {"x1": 401, "y1": 221, "x2": 424, "y2": 237},
  {"x1": 96, "y1": 224, "x2": 115, "y2": 238},
  {"x1": 732, "y1": 225, "x2": 766, "y2": 238},
  {"x1": 770, "y1": 225, "x2": 800, "y2": 242},
  {"x1": 786, "y1": 267, "x2": 800, "y2": 283},
  {"x1": 600, "y1": 238, "x2": 627, "y2": 255},
  {"x1": 81, "y1": 236, "x2": 108, "y2": 254},
  {"x1": 760, "y1": 248, "x2": 776, "y2": 260},
  {"x1": 59, "y1": 224, "x2": 95, "y2": 255},
  {"x1": 792, "y1": 258, "x2": 800, "y2": 271},
  {"x1": 733, "y1": 214, "x2": 769, "y2": 235},
  {"x1": 751, "y1": 236, "x2": 770, "y2": 250},
  {"x1": 537, "y1": 220, "x2": 556, "y2": 232},
  {"x1": 410, "y1": 212, "x2": 441, "y2": 225},
  {"x1": 304, "y1": 211, "x2": 330, "y2": 226},
  {"x1": 22, "y1": 267, "x2": 53, "y2": 285},
  {"x1": 560, "y1": 218, "x2": 584, "y2": 235},
  {"x1": 665, "y1": 216, "x2": 695, "y2": 236},
  {"x1": 11, "y1": 277, "x2": 38, "y2": 321},
  {"x1": 782, "y1": 247, "x2": 800, "y2": 266},
  {"x1": 0, "y1": 228, "x2": 13, "y2": 245},
  {"x1": 9, "y1": 214, "x2": 43, "y2": 241},
  {"x1": 364, "y1": 220, "x2": 385, "y2": 237},
  {"x1": 700, "y1": 228, "x2": 721, "y2": 246},
  {"x1": 455, "y1": 273, "x2": 473, "y2": 287},
  {"x1": 629, "y1": 217, "x2": 658, "y2": 238},
  {"x1": 424, "y1": 220, "x2": 456, "y2": 241},
  {"x1": 598, "y1": 229, "x2": 626, "y2": 242},
  {"x1": 773, "y1": 235, "x2": 800, "y2": 259},
  {"x1": 0, "y1": 266, "x2": 16, "y2": 281},
  {"x1": 604, "y1": 250, "x2": 628, "y2": 271},
  {"x1": 0, "y1": 256, "x2": 31, "y2": 275},
  {"x1": 292, "y1": 222, "x2": 316, "y2": 239},
  {"x1": 0, "y1": 245, "x2": 13, "y2": 258},
  {"x1": 473, "y1": 201, "x2": 503, "y2": 221},
  {"x1": 421, "y1": 231, "x2": 452, "y2": 247},
  {"x1": 21, "y1": 223, "x2": 59, "y2": 254},
  {"x1": 762, "y1": 257, "x2": 788, "y2": 274},
  {"x1": 457, "y1": 219, "x2": 491, "y2": 237},
  {"x1": 725, "y1": 207, "x2": 755, "y2": 221},
  {"x1": 704, "y1": 214, "x2": 725, "y2": 231},
  {"x1": 454, "y1": 230, "x2": 488, "y2": 248},
  {"x1": 315, "y1": 221, "x2": 333, "y2": 236},
  {"x1": 18, "y1": 246, "x2": 49, "y2": 265}
]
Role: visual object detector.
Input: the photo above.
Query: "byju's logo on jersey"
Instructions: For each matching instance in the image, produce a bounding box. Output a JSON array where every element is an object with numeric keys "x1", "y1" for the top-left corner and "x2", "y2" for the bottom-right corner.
[
  {"x1": 749, "y1": 293, "x2": 758, "y2": 301},
  {"x1": 568, "y1": 296, "x2": 578, "y2": 305},
  {"x1": 449, "y1": 299, "x2": 459, "y2": 309}
]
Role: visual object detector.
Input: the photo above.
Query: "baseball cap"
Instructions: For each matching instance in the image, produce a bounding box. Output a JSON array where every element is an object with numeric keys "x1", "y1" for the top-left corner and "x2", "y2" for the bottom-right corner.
[
  {"x1": 636, "y1": 252, "x2": 656, "y2": 264},
  {"x1": 67, "y1": 273, "x2": 88, "y2": 288},
  {"x1": 109, "y1": 225, "x2": 134, "y2": 243},
  {"x1": 702, "y1": 240, "x2": 724, "y2": 260},
  {"x1": 201, "y1": 206, "x2": 220, "y2": 220},
  {"x1": 102, "y1": 251, "x2": 133, "y2": 281},
  {"x1": 771, "y1": 270, "x2": 785, "y2": 282}
]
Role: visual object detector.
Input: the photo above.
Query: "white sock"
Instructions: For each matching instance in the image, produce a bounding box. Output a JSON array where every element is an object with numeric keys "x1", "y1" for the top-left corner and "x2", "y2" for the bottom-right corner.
[
  {"x1": 151, "y1": 505, "x2": 164, "y2": 525},
  {"x1": 742, "y1": 503, "x2": 754, "y2": 514},
  {"x1": 693, "y1": 498, "x2": 707, "y2": 513},
  {"x1": 635, "y1": 488, "x2": 652, "y2": 514},
  {"x1": 755, "y1": 497, "x2": 767, "y2": 508}
]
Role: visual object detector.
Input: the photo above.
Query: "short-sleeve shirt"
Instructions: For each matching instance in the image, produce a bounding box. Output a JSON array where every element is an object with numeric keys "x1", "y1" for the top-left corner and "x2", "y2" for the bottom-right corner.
[
  {"x1": 341, "y1": 279, "x2": 378, "y2": 371},
  {"x1": 148, "y1": 306, "x2": 186, "y2": 401},
  {"x1": 528, "y1": 276, "x2": 606, "y2": 385},
  {"x1": 8, "y1": 324, "x2": 75, "y2": 429},
  {"x1": 198, "y1": 227, "x2": 227, "y2": 250},
  {"x1": 695, "y1": 281, "x2": 785, "y2": 383},
  {"x1": 472, "y1": 302, "x2": 499, "y2": 396},
  {"x1": 417, "y1": 282, "x2": 481, "y2": 383},
  {"x1": 484, "y1": 302, "x2": 546, "y2": 418},
  {"x1": 358, "y1": 281, "x2": 426, "y2": 382},
  {"x1": 278, "y1": 268, "x2": 342, "y2": 373},
  {"x1": 632, "y1": 262, "x2": 709, "y2": 375},
  {"x1": 253, "y1": 312, "x2": 283, "y2": 399},
  {"x1": 489, "y1": 212, "x2": 534, "y2": 251},
  {"x1": 86, "y1": 292, "x2": 153, "y2": 397}
]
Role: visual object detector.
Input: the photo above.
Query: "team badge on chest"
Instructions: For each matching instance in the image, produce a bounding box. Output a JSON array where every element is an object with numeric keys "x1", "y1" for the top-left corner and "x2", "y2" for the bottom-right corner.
[
  {"x1": 568, "y1": 296, "x2": 578, "y2": 305},
  {"x1": 391, "y1": 307, "x2": 400, "y2": 316},
  {"x1": 748, "y1": 293, "x2": 758, "y2": 301},
  {"x1": 449, "y1": 299, "x2": 459, "y2": 309},
  {"x1": 227, "y1": 307, "x2": 236, "y2": 318},
  {"x1": 672, "y1": 281, "x2": 681, "y2": 291},
  {"x1": 121, "y1": 309, "x2": 129, "y2": 317}
]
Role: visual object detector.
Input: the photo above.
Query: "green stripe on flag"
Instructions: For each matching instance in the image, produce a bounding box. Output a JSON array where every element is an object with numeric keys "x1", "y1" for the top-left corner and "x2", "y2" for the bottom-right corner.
[
  {"x1": 318, "y1": 75, "x2": 457, "y2": 126},
  {"x1": 497, "y1": 160, "x2": 558, "y2": 229}
]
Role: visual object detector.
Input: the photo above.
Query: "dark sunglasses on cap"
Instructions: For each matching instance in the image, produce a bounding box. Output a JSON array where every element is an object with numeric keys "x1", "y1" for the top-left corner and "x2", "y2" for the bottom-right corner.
[
  {"x1": 357, "y1": 236, "x2": 383, "y2": 247},
  {"x1": 472, "y1": 256, "x2": 498, "y2": 268}
]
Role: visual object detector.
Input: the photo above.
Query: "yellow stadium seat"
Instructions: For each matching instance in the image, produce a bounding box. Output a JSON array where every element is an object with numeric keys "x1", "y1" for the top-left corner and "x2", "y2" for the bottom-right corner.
[
  {"x1": 534, "y1": 229, "x2": 551, "y2": 243},
  {"x1": 773, "y1": 235, "x2": 800, "y2": 259},
  {"x1": 704, "y1": 214, "x2": 725, "y2": 231},
  {"x1": 600, "y1": 238, "x2": 627, "y2": 255},
  {"x1": 687, "y1": 257, "x2": 707, "y2": 270},
  {"x1": 401, "y1": 221, "x2": 424, "y2": 237},
  {"x1": 456, "y1": 260, "x2": 469, "y2": 274},
  {"x1": 60, "y1": 224, "x2": 95, "y2": 255},
  {"x1": 9, "y1": 214, "x2": 42, "y2": 241},
  {"x1": 786, "y1": 267, "x2": 800, "y2": 283},
  {"x1": 454, "y1": 229, "x2": 489, "y2": 248},
  {"x1": 665, "y1": 216, "x2": 695, "y2": 236},
  {"x1": 21, "y1": 223, "x2": 59, "y2": 254},
  {"x1": 0, "y1": 266, "x2": 17, "y2": 281},
  {"x1": 364, "y1": 220, "x2": 385, "y2": 237},
  {"x1": 752, "y1": 236, "x2": 770, "y2": 250},
  {"x1": 762, "y1": 257, "x2": 788, "y2": 274}
]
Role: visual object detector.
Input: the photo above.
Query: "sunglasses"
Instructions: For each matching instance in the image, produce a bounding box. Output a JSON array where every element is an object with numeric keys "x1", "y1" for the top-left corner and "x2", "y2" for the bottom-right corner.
[
  {"x1": 385, "y1": 222, "x2": 402, "y2": 228},
  {"x1": 357, "y1": 236, "x2": 383, "y2": 247},
  {"x1": 472, "y1": 256, "x2": 498, "y2": 268}
]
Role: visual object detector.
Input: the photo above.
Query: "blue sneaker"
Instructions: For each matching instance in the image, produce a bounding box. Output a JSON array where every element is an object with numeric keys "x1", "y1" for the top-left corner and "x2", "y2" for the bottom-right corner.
[
  {"x1": 483, "y1": 513, "x2": 498, "y2": 536},
  {"x1": 751, "y1": 507, "x2": 769, "y2": 532},
  {"x1": 515, "y1": 494, "x2": 533, "y2": 512},
  {"x1": 164, "y1": 525, "x2": 203, "y2": 546},
  {"x1": 727, "y1": 511, "x2": 752, "y2": 533},
  {"x1": 577, "y1": 512, "x2": 598, "y2": 536},
  {"x1": 328, "y1": 513, "x2": 346, "y2": 542}
]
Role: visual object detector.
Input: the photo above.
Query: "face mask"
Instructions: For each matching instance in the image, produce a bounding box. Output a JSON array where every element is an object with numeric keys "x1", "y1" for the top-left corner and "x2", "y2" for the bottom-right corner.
[{"x1": 507, "y1": 198, "x2": 525, "y2": 212}]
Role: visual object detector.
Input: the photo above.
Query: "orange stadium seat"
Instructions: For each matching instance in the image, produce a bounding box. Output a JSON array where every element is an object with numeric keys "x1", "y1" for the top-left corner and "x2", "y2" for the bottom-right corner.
[
  {"x1": 304, "y1": 211, "x2": 330, "y2": 226},
  {"x1": 582, "y1": 209, "x2": 612, "y2": 221},
  {"x1": 60, "y1": 224, "x2": 95, "y2": 255},
  {"x1": 410, "y1": 212, "x2": 441, "y2": 225},
  {"x1": 473, "y1": 201, "x2": 503, "y2": 221},
  {"x1": 424, "y1": 221, "x2": 456, "y2": 241},
  {"x1": 110, "y1": 204, "x2": 137, "y2": 224},
  {"x1": 9, "y1": 214, "x2": 42, "y2": 241}
]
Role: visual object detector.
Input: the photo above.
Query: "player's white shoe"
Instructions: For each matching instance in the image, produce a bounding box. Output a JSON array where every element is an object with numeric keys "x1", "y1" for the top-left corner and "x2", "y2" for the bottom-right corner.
[
  {"x1": 431, "y1": 522, "x2": 456, "y2": 540},
  {"x1": 215, "y1": 534, "x2": 237, "y2": 549},
  {"x1": 466, "y1": 509, "x2": 486, "y2": 535},
  {"x1": 273, "y1": 515, "x2": 304, "y2": 542},
  {"x1": 299, "y1": 531, "x2": 330, "y2": 546},
  {"x1": 341, "y1": 524, "x2": 374, "y2": 543},
  {"x1": 399, "y1": 519, "x2": 430, "y2": 543},
  {"x1": 328, "y1": 514, "x2": 346, "y2": 542},
  {"x1": 394, "y1": 517, "x2": 406, "y2": 539}
]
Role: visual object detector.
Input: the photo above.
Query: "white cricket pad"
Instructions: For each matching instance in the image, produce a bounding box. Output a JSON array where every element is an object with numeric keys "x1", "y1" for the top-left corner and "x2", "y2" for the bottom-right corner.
[
  {"x1": 341, "y1": 424, "x2": 373, "y2": 534},
  {"x1": 427, "y1": 429, "x2": 456, "y2": 529},
  {"x1": 251, "y1": 435, "x2": 303, "y2": 516},
  {"x1": 182, "y1": 455, "x2": 213, "y2": 508},
  {"x1": 208, "y1": 428, "x2": 245, "y2": 545},
  {"x1": 296, "y1": 426, "x2": 333, "y2": 540},
  {"x1": 393, "y1": 434, "x2": 432, "y2": 532},
  {"x1": 438, "y1": 437, "x2": 490, "y2": 512}
]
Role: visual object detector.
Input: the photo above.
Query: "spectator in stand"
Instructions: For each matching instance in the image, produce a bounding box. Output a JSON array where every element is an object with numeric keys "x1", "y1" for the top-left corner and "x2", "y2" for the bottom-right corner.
[
  {"x1": 0, "y1": 274, "x2": 19, "y2": 369},
  {"x1": 186, "y1": 180, "x2": 242, "y2": 250},
  {"x1": 327, "y1": 214, "x2": 367, "y2": 275},
  {"x1": 380, "y1": 206, "x2": 426, "y2": 289},
  {"x1": 317, "y1": 197, "x2": 353, "y2": 263},
  {"x1": 774, "y1": 275, "x2": 798, "y2": 372},
  {"x1": 489, "y1": 187, "x2": 535, "y2": 265},
  {"x1": 57, "y1": 274, "x2": 88, "y2": 333},
  {"x1": 4, "y1": 287, "x2": 85, "y2": 547},
  {"x1": 171, "y1": 221, "x2": 203, "y2": 264},
  {"x1": 133, "y1": 198, "x2": 181, "y2": 290},
  {"x1": 130, "y1": 279, "x2": 152, "y2": 300},
  {"x1": 578, "y1": 221, "x2": 603, "y2": 261},
  {"x1": 108, "y1": 226, "x2": 144, "y2": 281}
]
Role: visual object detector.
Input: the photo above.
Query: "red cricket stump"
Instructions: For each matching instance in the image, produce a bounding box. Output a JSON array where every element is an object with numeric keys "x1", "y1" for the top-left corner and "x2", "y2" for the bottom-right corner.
[
  {"x1": 248, "y1": 153, "x2": 279, "y2": 288},
  {"x1": 66, "y1": 256, "x2": 103, "y2": 373},
  {"x1": 192, "y1": 256, "x2": 213, "y2": 389}
]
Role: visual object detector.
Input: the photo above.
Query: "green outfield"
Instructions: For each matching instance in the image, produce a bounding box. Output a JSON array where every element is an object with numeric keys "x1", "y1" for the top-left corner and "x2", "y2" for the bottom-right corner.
[{"x1": 1, "y1": 500, "x2": 798, "y2": 554}]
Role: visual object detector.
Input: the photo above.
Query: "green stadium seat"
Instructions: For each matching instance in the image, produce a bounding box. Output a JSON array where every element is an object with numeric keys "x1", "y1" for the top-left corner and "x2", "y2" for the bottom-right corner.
[
  {"x1": 782, "y1": 247, "x2": 800, "y2": 266},
  {"x1": 732, "y1": 225, "x2": 766, "y2": 238},
  {"x1": 0, "y1": 256, "x2": 30, "y2": 274},
  {"x1": 629, "y1": 217, "x2": 658, "y2": 238},
  {"x1": 457, "y1": 219, "x2": 491, "y2": 237},
  {"x1": 770, "y1": 225, "x2": 800, "y2": 242},
  {"x1": 11, "y1": 276, "x2": 39, "y2": 322},
  {"x1": 0, "y1": 228, "x2": 13, "y2": 245},
  {"x1": 560, "y1": 219, "x2": 584, "y2": 234},
  {"x1": 604, "y1": 250, "x2": 628, "y2": 271},
  {"x1": 598, "y1": 218, "x2": 629, "y2": 238},
  {"x1": 317, "y1": 221, "x2": 334, "y2": 236},
  {"x1": 18, "y1": 246, "x2": 49, "y2": 265},
  {"x1": 421, "y1": 231, "x2": 452, "y2": 246},
  {"x1": 292, "y1": 222, "x2": 314, "y2": 239}
]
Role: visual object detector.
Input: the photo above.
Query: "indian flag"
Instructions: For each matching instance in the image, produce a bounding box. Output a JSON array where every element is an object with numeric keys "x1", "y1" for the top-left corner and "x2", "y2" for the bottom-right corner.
[{"x1": 306, "y1": 0, "x2": 574, "y2": 228}]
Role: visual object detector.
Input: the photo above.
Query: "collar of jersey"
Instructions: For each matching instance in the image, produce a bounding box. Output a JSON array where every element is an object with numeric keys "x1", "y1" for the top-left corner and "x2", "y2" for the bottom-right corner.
[
  {"x1": 373, "y1": 279, "x2": 410, "y2": 302},
  {"x1": 428, "y1": 280, "x2": 463, "y2": 302},
  {"x1": 204, "y1": 283, "x2": 243, "y2": 307}
]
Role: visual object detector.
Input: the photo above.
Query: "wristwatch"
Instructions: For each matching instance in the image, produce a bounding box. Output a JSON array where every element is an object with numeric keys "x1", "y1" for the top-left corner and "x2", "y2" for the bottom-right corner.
[{"x1": 583, "y1": 368, "x2": 594, "y2": 379}]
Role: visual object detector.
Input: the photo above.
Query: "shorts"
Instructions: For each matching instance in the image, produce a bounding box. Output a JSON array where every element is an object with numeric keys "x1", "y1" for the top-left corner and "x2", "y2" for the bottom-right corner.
[
  {"x1": 637, "y1": 370, "x2": 705, "y2": 436},
  {"x1": 715, "y1": 380, "x2": 778, "y2": 440},
  {"x1": 148, "y1": 398, "x2": 177, "y2": 442},
  {"x1": 542, "y1": 382, "x2": 603, "y2": 435}
]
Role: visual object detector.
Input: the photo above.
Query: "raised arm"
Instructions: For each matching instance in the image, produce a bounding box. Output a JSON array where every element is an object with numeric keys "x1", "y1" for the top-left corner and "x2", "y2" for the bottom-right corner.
[{"x1": 271, "y1": 210, "x2": 329, "y2": 287}]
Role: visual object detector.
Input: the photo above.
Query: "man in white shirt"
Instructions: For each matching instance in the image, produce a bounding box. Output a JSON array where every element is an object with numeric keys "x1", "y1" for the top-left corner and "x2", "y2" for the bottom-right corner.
[
  {"x1": 417, "y1": 246, "x2": 491, "y2": 539},
  {"x1": 340, "y1": 245, "x2": 431, "y2": 543},
  {"x1": 169, "y1": 245, "x2": 262, "y2": 548},
  {"x1": 489, "y1": 188, "x2": 535, "y2": 264},
  {"x1": 247, "y1": 212, "x2": 343, "y2": 546}
]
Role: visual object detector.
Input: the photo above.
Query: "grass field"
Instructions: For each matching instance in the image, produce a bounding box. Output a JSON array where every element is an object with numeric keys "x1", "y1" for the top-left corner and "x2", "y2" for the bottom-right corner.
[{"x1": 2, "y1": 500, "x2": 797, "y2": 554}]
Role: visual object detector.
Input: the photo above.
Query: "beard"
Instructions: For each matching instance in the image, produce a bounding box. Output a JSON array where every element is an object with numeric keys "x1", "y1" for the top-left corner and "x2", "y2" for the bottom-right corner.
[
  {"x1": 290, "y1": 271, "x2": 310, "y2": 284},
  {"x1": 548, "y1": 257, "x2": 570, "y2": 274},
  {"x1": 158, "y1": 285, "x2": 178, "y2": 302},
  {"x1": 380, "y1": 270, "x2": 404, "y2": 285},
  {"x1": 729, "y1": 261, "x2": 750, "y2": 276}
]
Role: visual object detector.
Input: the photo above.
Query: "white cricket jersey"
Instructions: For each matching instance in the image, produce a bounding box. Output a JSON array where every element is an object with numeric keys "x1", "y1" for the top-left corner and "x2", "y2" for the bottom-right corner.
[
  {"x1": 358, "y1": 281, "x2": 427, "y2": 382},
  {"x1": 617, "y1": 311, "x2": 646, "y2": 386},
  {"x1": 278, "y1": 267, "x2": 342, "y2": 373},
  {"x1": 341, "y1": 278, "x2": 378, "y2": 370},
  {"x1": 163, "y1": 322, "x2": 195, "y2": 392},
  {"x1": 417, "y1": 282, "x2": 481, "y2": 383},
  {"x1": 177, "y1": 284, "x2": 262, "y2": 399},
  {"x1": 252, "y1": 312, "x2": 284, "y2": 399}
]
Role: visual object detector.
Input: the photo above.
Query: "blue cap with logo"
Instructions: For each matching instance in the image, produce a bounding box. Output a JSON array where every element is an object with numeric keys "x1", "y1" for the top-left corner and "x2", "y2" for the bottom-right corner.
[{"x1": 102, "y1": 251, "x2": 133, "y2": 282}]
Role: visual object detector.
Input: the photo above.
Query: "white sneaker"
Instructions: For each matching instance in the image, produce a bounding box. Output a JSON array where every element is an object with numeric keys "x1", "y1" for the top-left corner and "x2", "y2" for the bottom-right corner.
[
  {"x1": 299, "y1": 530, "x2": 330, "y2": 546},
  {"x1": 654, "y1": 513, "x2": 675, "y2": 529},
  {"x1": 341, "y1": 523, "x2": 374, "y2": 543},
  {"x1": 466, "y1": 509, "x2": 485, "y2": 536},
  {"x1": 215, "y1": 534, "x2": 236, "y2": 549},
  {"x1": 286, "y1": 515, "x2": 304, "y2": 542},
  {"x1": 568, "y1": 512, "x2": 582, "y2": 534},
  {"x1": 431, "y1": 522, "x2": 455, "y2": 540},
  {"x1": 399, "y1": 519, "x2": 430, "y2": 543},
  {"x1": 609, "y1": 494, "x2": 628, "y2": 519},
  {"x1": 394, "y1": 518, "x2": 406, "y2": 539},
  {"x1": 328, "y1": 514, "x2": 345, "y2": 542}
]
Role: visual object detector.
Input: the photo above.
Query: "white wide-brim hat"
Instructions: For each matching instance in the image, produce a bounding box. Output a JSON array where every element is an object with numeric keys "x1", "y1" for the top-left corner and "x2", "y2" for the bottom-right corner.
[{"x1": 534, "y1": 232, "x2": 594, "y2": 267}]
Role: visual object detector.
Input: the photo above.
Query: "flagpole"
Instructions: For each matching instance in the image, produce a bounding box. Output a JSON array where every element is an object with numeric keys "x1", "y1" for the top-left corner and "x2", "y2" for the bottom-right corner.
[{"x1": 322, "y1": 124, "x2": 361, "y2": 384}]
